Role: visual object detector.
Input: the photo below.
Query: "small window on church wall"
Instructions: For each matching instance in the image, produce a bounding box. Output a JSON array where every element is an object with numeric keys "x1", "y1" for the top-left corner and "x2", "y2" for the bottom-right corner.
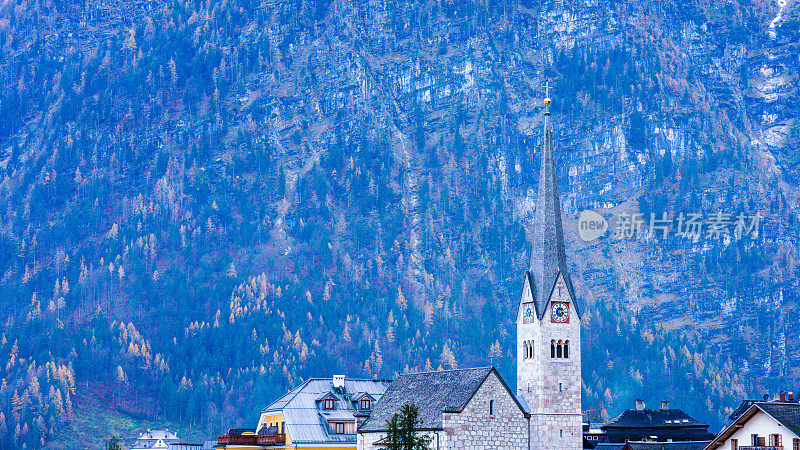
[
  {"x1": 564, "y1": 340, "x2": 569, "y2": 358},
  {"x1": 551, "y1": 340, "x2": 555, "y2": 358},
  {"x1": 530, "y1": 341, "x2": 534, "y2": 358},
  {"x1": 489, "y1": 400, "x2": 494, "y2": 415}
]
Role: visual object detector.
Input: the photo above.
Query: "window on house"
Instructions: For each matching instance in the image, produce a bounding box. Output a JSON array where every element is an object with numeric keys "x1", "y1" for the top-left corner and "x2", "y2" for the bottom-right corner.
[
  {"x1": 751, "y1": 434, "x2": 765, "y2": 446},
  {"x1": 324, "y1": 398, "x2": 335, "y2": 410},
  {"x1": 489, "y1": 400, "x2": 494, "y2": 415},
  {"x1": 360, "y1": 399, "x2": 371, "y2": 410},
  {"x1": 770, "y1": 434, "x2": 781, "y2": 446},
  {"x1": 564, "y1": 340, "x2": 569, "y2": 358},
  {"x1": 334, "y1": 422, "x2": 344, "y2": 434},
  {"x1": 793, "y1": 437, "x2": 799, "y2": 450},
  {"x1": 730, "y1": 438, "x2": 737, "y2": 450},
  {"x1": 281, "y1": 422, "x2": 285, "y2": 434},
  {"x1": 556, "y1": 340, "x2": 563, "y2": 358},
  {"x1": 551, "y1": 340, "x2": 556, "y2": 358}
]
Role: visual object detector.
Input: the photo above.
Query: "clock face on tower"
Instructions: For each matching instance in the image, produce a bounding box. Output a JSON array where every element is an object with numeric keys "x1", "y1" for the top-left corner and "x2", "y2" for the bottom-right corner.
[
  {"x1": 522, "y1": 303, "x2": 535, "y2": 324},
  {"x1": 550, "y1": 302, "x2": 570, "y2": 323}
]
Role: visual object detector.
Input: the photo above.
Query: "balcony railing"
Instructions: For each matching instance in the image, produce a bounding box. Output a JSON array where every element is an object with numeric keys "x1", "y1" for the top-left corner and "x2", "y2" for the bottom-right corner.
[
  {"x1": 217, "y1": 433, "x2": 286, "y2": 446},
  {"x1": 739, "y1": 446, "x2": 783, "y2": 450}
]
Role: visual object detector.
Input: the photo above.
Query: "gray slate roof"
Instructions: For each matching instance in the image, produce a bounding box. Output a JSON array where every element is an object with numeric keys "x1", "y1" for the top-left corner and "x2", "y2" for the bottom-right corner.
[
  {"x1": 754, "y1": 402, "x2": 800, "y2": 436},
  {"x1": 131, "y1": 429, "x2": 180, "y2": 449},
  {"x1": 594, "y1": 444, "x2": 627, "y2": 450},
  {"x1": 261, "y1": 377, "x2": 390, "y2": 444},
  {"x1": 358, "y1": 367, "x2": 526, "y2": 433},
  {"x1": 528, "y1": 107, "x2": 579, "y2": 319},
  {"x1": 602, "y1": 408, "x2": 708, "y2": 429},
  {"x1": 626, "y1": 441, "x2": 710, "y2": 450}
]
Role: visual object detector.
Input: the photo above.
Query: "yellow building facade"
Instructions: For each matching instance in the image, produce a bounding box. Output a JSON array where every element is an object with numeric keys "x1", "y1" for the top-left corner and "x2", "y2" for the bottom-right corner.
[{"x1": 216, "y1": 376, "x2": 390, "y2": 450}]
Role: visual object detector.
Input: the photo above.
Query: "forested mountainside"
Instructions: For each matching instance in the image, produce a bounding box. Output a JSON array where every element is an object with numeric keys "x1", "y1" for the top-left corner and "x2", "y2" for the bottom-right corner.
[{"x1": 0, "y1": 0, "x2": 798, "y2": 447}]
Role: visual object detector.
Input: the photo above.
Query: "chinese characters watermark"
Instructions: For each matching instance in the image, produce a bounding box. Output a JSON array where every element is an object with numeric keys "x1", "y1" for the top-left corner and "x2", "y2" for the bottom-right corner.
[{"x1": 577, "y1": 210, "x2": 763, "y2": 242}]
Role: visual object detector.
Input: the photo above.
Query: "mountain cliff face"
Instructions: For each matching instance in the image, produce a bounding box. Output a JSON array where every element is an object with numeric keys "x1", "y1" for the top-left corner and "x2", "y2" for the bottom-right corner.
[{"x1": 0, "y1": 0, "x2": 798, "y2": 446}]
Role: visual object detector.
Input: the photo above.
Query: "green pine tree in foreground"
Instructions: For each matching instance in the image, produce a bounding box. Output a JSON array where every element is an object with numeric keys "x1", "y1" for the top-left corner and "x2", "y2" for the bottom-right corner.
[
  {"x1": 384, "y1": 404, "x2": 433, "y2": 450},
  {"x1": 107, "y1": 436, "x2": 121, "y2": 450}
]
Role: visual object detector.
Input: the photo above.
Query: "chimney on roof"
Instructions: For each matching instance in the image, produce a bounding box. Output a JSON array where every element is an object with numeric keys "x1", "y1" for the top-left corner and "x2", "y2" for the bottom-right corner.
[
  {"x1": 661, "y1": 401, "x2": 670, "y2": 410},
  {"x1": 333, "y1": 375, "x2": 345, "y2": 388},
  {"x1": 789, "y1": 392, "x2": 795, "y2": 402},
  {"x1": 780, "y1": 391, "x2": 786, "y2": 403},
  {"x1": 636, "y1": 399, "x2": 645, "y2": 411}
]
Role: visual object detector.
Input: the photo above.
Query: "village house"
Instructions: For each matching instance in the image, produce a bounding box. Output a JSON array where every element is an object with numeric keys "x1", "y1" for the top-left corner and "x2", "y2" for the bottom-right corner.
[
  {"x1": 216, "y1": 375, "x2": 390, "y2": 449},
  {"x1": 131, "y1": 429, "x2": 181, "y2": 449},
  {"x1": 600, "y1": 400, "x2": 714, "y2": 444},
  {"x1": 705, "y1": 392, "x2": 800, "y2": 450}
]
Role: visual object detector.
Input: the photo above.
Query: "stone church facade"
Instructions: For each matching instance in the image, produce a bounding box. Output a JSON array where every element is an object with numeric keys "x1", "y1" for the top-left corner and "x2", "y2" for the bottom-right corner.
[
  {"x1": 357, "y1": 91, "x2": 583, "y2": 450},
  {"x1": 357, "y1": 368, "x2": 529, "y2": 450}
]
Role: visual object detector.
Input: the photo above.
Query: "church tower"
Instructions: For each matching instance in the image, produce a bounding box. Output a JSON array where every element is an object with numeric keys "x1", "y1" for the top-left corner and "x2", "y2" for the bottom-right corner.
[{"x1": 517, "y1": 84, "x2": 582, "y2": 449}]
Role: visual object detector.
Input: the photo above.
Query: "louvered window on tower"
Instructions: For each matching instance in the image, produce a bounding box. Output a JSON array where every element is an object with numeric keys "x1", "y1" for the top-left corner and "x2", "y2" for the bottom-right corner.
[
  {"x1": 551, "y1": 340, "x2": 555, "y2": 358},
  {"x1": 564, "y1": 340, "x2": 569, "y2": 358}
]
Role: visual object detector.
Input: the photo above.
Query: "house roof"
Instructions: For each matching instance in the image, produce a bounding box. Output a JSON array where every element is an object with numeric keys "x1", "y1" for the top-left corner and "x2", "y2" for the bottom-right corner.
[
  {"x1": 260, "y1": 377, "x2": 391, "y2": 444},
  {"x1": 756, "y1": 402, "x2": 800, "y2": 435},
  {"x1": 596, "y1": 442, "x2": 710, "y2": 450},
  {"x1": 358, "y1": 367, "x2": 527, "y2": 433},
  {"x1": 625, "y1": 441, "x2": 710, "y2": 450},
  {"x1": 602, "y1": 408, "x2": 709, "y2": 430},
  {"x1": 131, "y1": 429, "x2": 180, "y2": 449},
  {"x1": 594, "y1": 444, "x2": 627, "y2": 450},
  {"x1": 707, "y1": 401, "x2": 800, "y2": 449}
]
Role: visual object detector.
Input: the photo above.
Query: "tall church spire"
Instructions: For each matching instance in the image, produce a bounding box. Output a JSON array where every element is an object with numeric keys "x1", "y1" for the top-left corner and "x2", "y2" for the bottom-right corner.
[{"x1": 528, "y1": 81, "x2": 574, "y2": 318}]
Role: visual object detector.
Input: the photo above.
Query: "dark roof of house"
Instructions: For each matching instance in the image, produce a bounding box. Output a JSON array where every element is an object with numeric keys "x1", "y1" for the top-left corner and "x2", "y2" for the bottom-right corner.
[
  {"x1": 708, "y1": 401, "x2": 800, "y2": 449},
  {"x1": 625, "y1": 441, "x2": 711, "y2": 450},
  {"x1": 594, "y1": 444, "x2": 627, "y2": 450},
  {"x1": 358, "y1": 367, "x2": 526, "y2": 433},
  {"x1": 754, "y1": 402, "x2": 800, "y2": 436},
  {"x1": 527, "y1": 102, "x2": 580, "y2": 320},
  {"x1": 602, "y1": 408, "x2": 709, "y2": 430}
]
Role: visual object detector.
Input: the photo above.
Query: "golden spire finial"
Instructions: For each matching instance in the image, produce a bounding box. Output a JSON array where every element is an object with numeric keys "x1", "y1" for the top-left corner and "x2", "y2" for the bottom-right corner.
[{"x1": 542, "y1": 79, "x2": 553, "y2": 106}]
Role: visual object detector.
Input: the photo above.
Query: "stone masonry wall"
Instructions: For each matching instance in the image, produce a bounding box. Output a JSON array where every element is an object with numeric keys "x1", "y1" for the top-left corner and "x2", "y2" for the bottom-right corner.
[{"x1": 441, "y1": 371, "x2": 529, "y2": 449}]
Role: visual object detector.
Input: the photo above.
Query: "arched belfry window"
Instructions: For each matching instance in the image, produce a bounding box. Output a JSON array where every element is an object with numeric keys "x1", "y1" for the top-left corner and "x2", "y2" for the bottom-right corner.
[
  {"x1": 556, "y1": 340, "x2": 563, "y2": 358},
  {"x1": 564, "y1": 340, "x2": 569, "y2": 359},
  {"x1": 524, "y1": 341, "x2": 534, "y2": 360},
  {"x1": 550, "y1": 340, "x2": 556, "y2": 358}
]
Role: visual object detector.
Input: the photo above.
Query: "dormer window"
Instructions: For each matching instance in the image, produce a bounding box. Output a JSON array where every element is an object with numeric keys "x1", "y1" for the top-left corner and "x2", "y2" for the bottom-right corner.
[
  {"x1": 334, "y1": 422, "x2": 344, "y2": 434},
  {"x1": 360, "y1": 399, "x2": 371, "y2": 410},
  {"x1": 324, "y1": 398, "x2": 335, "y2": 410}
]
